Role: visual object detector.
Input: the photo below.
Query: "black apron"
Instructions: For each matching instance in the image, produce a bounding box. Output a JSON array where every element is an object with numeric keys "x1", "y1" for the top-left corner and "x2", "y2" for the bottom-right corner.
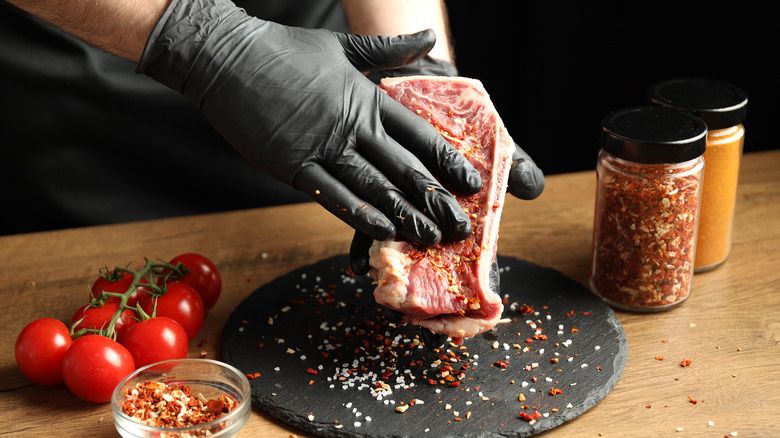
[{"x1": 0, "y1": 0, "x2": 347, "y2": 235}]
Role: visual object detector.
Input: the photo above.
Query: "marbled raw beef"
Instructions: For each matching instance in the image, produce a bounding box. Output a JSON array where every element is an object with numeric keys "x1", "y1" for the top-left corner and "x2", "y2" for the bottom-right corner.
[{"x1": 369, "y1": 76, "x2": 513, "y2": 340}]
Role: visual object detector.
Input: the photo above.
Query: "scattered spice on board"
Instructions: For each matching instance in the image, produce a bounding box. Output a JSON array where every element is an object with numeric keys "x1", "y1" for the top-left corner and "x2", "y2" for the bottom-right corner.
[
  {"x1": 121, "y1": 381, "x2": 237, "y2": 428},
  {"x1": 237, "y1": 264, "x2": 615, "y2": 433}
]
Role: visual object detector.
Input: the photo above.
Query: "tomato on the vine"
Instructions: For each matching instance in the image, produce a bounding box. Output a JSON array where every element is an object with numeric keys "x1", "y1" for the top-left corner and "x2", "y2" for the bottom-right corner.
[
  {"x1": 15, "y1": 318, "x2": 72, "y2": 386},
  {"x1": 90, "y1": 270, "x2": 133, "y2": 299},
  {"x1": 61, "y1": 334, "x2": 135, "y2": 403},
  {"x1": 120, "y1": 317, "x2": 189, "y2": 368},
  {"x1": 139, "y1": 282, "x2": 204, "y2": 340},
  {"x1": 90, "y1": 271, "x2": 152, "y2": 307},
  {"x1": 167, "y1": 253, "x2": 222, "y2": 310},
  {"x1": 70, "y1": 301, "x2": 137, "y2": 341}
]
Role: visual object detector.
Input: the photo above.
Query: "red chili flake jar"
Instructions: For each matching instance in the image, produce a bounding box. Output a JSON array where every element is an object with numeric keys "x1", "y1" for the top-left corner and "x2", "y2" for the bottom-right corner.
[{"x1": 590, "y1": 106, "x2": 707, "y2": 311}]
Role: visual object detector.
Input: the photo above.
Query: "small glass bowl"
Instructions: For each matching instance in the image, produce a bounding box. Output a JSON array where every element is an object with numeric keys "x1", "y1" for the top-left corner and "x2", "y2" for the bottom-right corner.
[{"x1": 111, "y1": 358, "x2": 251, "y2": 438}]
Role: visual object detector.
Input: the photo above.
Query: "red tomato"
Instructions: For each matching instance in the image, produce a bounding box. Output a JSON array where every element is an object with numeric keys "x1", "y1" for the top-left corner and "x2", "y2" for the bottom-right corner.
[
  {"x1": 168, "y1": 253, "x2": 222, "y2": 310},
  {"x1": 90, "y1": 271, "x2": 152, "y2": 308},
  {"x1": 15, "y1": 318, "x2": 73, "y2": 386},
  {"x1": 120, "y1": 317, "x2": 189, "y2": 368},
  {"x1": 70, "y1": 301, "x2": 137, "y2": 341},
  {"x1": 139, "y1": 282, "x2": 204, "y2": 340},
  {"x1": 90, "y1": 270, "x2": 133, "y2": 300},
  {"x1": 62, "y1": 334, "x2": 135, "y2": 403},
  {"x1": 125, "y1": 277, "x2": 154, "y2": 308}
]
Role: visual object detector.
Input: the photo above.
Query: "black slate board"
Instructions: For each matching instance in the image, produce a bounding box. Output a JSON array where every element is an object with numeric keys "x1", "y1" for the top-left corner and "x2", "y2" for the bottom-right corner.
[{"x1": 221, "y1": 255, "x2": 627, "y2": 438}]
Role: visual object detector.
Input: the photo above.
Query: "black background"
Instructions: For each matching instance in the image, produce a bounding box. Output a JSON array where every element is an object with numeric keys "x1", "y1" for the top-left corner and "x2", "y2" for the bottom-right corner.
[{"x1": 445, "y1": 1, "x2": 775, "y2": 175}]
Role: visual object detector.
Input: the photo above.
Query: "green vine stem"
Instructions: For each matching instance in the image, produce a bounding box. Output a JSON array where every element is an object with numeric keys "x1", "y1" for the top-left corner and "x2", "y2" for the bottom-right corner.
[{"x1": 70, "y1": 257, "x2": 188, "y2": 340}]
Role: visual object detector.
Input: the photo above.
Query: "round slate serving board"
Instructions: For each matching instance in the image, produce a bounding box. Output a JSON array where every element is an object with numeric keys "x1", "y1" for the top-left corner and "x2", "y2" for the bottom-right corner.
[{"x1": 221, "y1": 255, "x2": 627, "y2": 438}]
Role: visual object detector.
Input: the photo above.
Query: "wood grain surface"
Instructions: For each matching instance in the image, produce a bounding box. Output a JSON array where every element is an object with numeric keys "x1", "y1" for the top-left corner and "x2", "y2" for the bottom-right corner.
[{"x1": 1, "y1": 149, "x2": 778, "y2": 437}]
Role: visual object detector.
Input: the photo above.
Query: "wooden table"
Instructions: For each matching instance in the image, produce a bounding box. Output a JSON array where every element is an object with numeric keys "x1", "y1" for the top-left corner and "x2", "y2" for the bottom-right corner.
[{"x1": 1, "y1": 149, "x2": 778, "y2": 437}]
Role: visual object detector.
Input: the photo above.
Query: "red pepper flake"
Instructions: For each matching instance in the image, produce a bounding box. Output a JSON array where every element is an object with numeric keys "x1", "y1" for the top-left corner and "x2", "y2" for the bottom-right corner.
[
  {"x1": 525, "y1": 338, "x2": 534, "y2": 343},
  {"x1": 449, "y1": 381, "x2": 461, "y2": 388},
  {"x1": 655, "y1": 356, "x2": 664, "y2": 361},
  {"x1": 549, "y1": 387, "x2": 563, "y2": 396},
  {"x1": 681, "y1": 359, "x2": 692, "y2": 367},
  {"x1": 688, "y1": 396, "x2": 698, "y2": 404},
  {"x1": 306, "y1": 368, "x2": 318, "y2": 375},
  {"x1": 121, "y1": 381, "x2": 237, "y2": 428},
  {"x1": 517, "y1": 305, "x2": 534, "y2": 315},
  {"x1": 518, "y1": 410, "x2": 542, "y2": 422}
]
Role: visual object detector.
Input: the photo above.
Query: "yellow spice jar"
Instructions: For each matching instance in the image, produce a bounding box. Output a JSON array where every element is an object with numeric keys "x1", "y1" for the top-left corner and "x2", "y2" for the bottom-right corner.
[{"x1": 648, "y1": 78, "x2": 748, "y2": 272}]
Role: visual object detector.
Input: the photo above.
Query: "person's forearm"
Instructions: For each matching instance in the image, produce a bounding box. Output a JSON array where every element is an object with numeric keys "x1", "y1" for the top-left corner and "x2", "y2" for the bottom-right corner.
[
  {"x1": 342, "y1": 0, "x2": 453, "y2": 62},
  {"x1": 5, "y1": 0, "x2": 169, "y2": 61}
]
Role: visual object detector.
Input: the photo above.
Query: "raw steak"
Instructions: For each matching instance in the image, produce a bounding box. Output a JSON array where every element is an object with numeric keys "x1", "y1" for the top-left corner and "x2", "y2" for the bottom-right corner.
[{"x1": 368, "y1": 76, "x2": 514, "y2": 340}]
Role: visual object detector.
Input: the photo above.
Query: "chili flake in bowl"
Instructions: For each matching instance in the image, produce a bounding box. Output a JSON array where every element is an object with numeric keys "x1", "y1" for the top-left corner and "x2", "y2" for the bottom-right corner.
[{"x1": 111, "y1": 358, "x2": 250, "y2": 438}]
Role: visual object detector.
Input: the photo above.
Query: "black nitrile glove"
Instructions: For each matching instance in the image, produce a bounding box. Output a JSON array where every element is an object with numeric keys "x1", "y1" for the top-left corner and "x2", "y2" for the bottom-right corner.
[
  {"x1": 137, "y1": 0, "x2": 483, "y2": 246},
  {"x1": 350, "y1": 58, "x2": 545, "y2": 276},
  {"x1": 365, "y1": 55, "x2": 459, "y2": 84}
]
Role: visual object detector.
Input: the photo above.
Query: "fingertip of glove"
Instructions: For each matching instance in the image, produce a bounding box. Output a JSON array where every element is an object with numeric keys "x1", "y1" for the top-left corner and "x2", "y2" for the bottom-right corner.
[
  {"x1": 349, "y1": 255, "x2": 371, "y2": 276},
  {"x1": 404, "y1": 29, "x2": 436, "y2": 47},
  {"x1": 509, "y1": 161, "x2": 545, "y2": 200}
]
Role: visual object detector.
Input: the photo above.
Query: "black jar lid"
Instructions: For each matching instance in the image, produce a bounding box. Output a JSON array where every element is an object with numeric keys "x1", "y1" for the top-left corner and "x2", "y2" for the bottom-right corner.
[
  {"x1": 647, "y1": 78, "x2": 748, "y2": 130},
  {"x1": 601, "y1": 106, "x2": 707, "y2": 164}
]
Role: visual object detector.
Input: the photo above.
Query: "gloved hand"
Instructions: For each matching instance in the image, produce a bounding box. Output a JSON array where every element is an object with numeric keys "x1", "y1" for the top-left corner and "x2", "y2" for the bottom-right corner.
[
  {"x1": 137, "y1": 0, "x2": 483, "y2": 246},
  {"x1": 350, "y1": 57, "x2": 545, "y2": 275}
]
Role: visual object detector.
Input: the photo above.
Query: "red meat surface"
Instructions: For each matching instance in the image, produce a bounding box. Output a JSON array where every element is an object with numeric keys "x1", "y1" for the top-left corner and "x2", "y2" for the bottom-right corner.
[{"x1": 369, "y1": 76, "x2": 514, "y2": 340}]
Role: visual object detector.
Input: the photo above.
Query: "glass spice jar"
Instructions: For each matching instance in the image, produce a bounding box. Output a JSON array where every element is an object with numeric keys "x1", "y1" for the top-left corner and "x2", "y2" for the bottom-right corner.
[
  {"x1": 590, "y1": 106, "x2": 707, "y2": 312},
  {"x1": 648, "y1": 78, "x2": 748, "y2": 272}
]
